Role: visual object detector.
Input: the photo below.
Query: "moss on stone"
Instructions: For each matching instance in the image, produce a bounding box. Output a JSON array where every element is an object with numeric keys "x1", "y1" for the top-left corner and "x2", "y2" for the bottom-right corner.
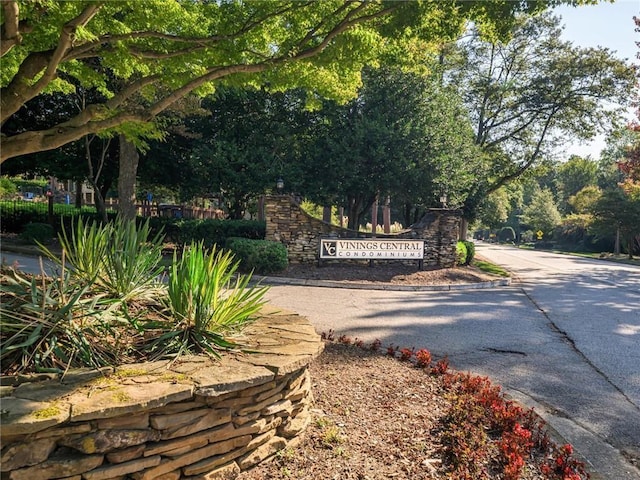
[
  {"x1": 115, "y1": 368, "x2": 149, "y2": 378},
  {"x1": 111, "y1": 390, "x2": 132, "y2": 403},
  {"x1": 32, "y1": 404, "x2": 61, "y2": 419},
  {"x1": 159, "y1": 373, "x2": 189, "y2": 382}
]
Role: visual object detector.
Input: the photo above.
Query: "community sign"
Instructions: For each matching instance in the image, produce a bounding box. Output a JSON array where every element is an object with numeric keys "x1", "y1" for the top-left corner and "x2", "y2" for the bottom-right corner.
[{"x1": 319, "y1": 238, "x2": 425, "y2": 260}]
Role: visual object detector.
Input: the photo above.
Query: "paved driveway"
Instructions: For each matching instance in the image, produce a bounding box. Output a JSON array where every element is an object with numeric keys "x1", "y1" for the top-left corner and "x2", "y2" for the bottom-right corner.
[{"x1": 264, "y1": 244, "x2": 640, "y2": 479}]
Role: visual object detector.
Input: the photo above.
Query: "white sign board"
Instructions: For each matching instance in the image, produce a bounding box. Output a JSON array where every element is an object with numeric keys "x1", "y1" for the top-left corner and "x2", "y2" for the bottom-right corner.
[{"x1": 319, "y1": 238, "x2": 424, "y2": 260}]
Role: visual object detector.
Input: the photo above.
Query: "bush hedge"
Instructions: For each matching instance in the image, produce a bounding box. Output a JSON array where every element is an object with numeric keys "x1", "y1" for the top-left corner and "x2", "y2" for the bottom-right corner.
[
  {"x1": 498, "y1": 226, "x2": 516, "y2": 243},
  {"x1": 462, "y1": 240, "x2": 475, "y2": 265},
  {"x1": 20, "y1": 222, "x2": 54, "y2": 245},
  {"x1": 0, "y1": 201, "x2": 113, "y2": 234},
  {"x1": 225, "y1": 237, "x2": 288, "y2": 274},
  {"x1": 148, "y1": 218, "x2": 265, "y2": 248},
  {"x1": 455, "y1": 241, "x2": 467, "y2": 266},
  {"x1": 0, "y1": 202, "x2": 266, "y2": 247}
]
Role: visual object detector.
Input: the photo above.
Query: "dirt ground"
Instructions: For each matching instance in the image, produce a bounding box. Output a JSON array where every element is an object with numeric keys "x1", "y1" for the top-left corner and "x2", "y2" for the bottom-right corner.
[
  {"x1": 237, "y1": 343, "x2": 550, "y2": 480},
  {"x1": 267, "y1": 261, "x2": 499, "y2": 286}
]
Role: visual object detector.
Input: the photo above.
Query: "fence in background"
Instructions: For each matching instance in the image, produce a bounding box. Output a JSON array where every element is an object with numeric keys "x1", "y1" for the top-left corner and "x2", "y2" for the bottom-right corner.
[{"x1": 0, "y1": 200, "x2": 225, "y2": 233}]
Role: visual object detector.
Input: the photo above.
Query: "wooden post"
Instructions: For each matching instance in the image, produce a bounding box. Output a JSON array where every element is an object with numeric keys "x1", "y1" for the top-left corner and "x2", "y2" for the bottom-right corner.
[
  {"x1": 383, "y1": 196, "x2": 391, "y2": 233},
  {"x1": 370, "y1": 198, "x2": 378, "y2": 267},
  {"x1": 371, "y1": 198, "x2": 378, "y2": 237},
  {"x1": 47, "y1": 192, "x2": 54, "y2": 227}
]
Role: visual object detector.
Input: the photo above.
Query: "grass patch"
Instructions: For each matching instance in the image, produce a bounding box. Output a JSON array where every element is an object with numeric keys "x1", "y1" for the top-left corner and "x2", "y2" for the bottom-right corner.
[{"x1": 472, "y1": 259, "x2": 510, "y2": 277}]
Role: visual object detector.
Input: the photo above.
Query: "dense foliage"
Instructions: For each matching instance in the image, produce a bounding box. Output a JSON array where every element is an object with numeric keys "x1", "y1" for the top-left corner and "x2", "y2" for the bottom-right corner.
[
  {"x1": 2, "y1": 0, "x2": 562, "y2": 162},
  {"x1": 0, "y1": 201, "x2": 265, "y2": 247},
  {"x1": 225, "y1": 237, "x2": 289, "y2": 274}
]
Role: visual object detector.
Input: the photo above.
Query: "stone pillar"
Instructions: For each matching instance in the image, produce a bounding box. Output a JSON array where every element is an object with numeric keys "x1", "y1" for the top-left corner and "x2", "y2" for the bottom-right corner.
[
  {"x1": 264, "y1": 195, "x2": 293, "y2": 244},
  {"x1": 411, "y1": 209, "x2": 462, "y2": 267}
]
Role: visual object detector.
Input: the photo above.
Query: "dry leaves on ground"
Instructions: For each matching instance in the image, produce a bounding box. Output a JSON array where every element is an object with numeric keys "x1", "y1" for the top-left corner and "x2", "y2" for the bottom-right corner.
[
  {"x1": 237, "y1": 343, "x2": 557, "y2": 480},
  {"x1": 267, "y1": 262, "x2": 497, "y2": 286}
]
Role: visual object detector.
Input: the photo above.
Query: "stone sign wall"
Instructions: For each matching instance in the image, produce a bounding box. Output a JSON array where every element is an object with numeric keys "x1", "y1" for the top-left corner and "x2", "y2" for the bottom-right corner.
[
  {"x1": 0, "y1": 311, "x2": 322, "y2": 480},
  {"x1": 263, "y1": 195, "x2": 461, "y2": 267}
]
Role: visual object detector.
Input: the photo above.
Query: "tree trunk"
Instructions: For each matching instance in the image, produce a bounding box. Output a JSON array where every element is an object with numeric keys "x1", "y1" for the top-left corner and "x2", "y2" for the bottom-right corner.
[
  {"x1": 322, "y1": 205, "x2": 332, "y2": 223},
  {"x1": 459, "y1": 218, "x2": 469, "y2": 241},
  {"x1": 117, "y1": 135, "x2": 139, "y2": 220},
  {"x1": 229, "y1": 197, "x2": 245, "y2": 219},
  {"x1": 403, "y1": 202, "x2": 412, "y2": 228},
  {"x1": 371, "y1": 197, "x2": 378, "y2": 236},
  {"x1": 86, "y1": 175, "x2": 109, "y2": 223},
  {"x1": 347, "y1": 196, "x2": 362, "y2": 230},
  {"x1": 383, "y1": 196, "x2": 390, "y2": 233},
  {"x1": 75, "y1": 179, "x2": 83, "y2": 208}
]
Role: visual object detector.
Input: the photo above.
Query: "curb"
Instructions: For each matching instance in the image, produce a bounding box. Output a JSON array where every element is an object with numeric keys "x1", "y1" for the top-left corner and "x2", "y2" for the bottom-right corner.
[{"x1": 257, "y1": 275, "x2": 511, "y2": 291}]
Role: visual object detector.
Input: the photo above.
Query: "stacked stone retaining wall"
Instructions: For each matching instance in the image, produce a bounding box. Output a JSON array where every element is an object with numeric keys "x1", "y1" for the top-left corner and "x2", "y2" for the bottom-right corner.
[
  {"x1": 0, "y1": 311, "x2": 322, "y2": 480},
  {"x1": 264, "y1": 195, "x2": 461, "y2": 267}
]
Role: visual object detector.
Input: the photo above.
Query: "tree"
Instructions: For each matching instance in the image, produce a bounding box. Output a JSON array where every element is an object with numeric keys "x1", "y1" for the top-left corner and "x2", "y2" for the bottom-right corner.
[
  {"x1": 446, "y1": 12, "x2": 636, "y2": 232},
  {"x1": 597, "y1": 132, "x2": 629, "y2": 190},
  {"x1": 140, "y1": 87, "x2": 314, "y2": 218},
  {"x1": 2, "y1": 88, "x2": 121, "y2": 219},
  {"x1": 301, "y1": 66, "x2": 480, "y2": 229},
  {"x1": 556, "y1": 155, "x2": 598, "y2": 213},
  {"x1": 2, "y1": 1, "x2": 594, "y2": 218},
  {"x1": 568, "y1": 185, "x2": 601, "y2": 214},
  {"x1": 590, "y1": 188, "x2": 640, "y2": 258},
  {"x1": 522, "y1": 186, "x2": 562, "y2": 238},
  {"x1": 476, "y1": 188, "x2": 510, "y2": 230}
]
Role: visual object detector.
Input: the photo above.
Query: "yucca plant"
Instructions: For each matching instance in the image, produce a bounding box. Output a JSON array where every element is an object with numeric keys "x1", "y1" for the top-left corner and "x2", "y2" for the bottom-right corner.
[
  {"x1": 101, "y1": 217, "x2": 166, "y2": 302},
  {"x1": 0, "y1": 264, "x2": 118, "y2": 375},
  {"x1": 142, "y1": 242, "x2": 268, "y2": 360},
  {"x1": 39, "y1": 216, "x2": 110, "y2": 286},
  {"x1": 39, "y1": 216, "x2": 165, "y2": 303}
]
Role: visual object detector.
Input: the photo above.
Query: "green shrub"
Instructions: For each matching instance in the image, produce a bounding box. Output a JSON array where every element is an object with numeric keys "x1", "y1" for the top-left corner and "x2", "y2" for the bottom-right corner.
[
  {"x1": 0, "y1": 267, "x2": 116, "y2": 374},
  {"x1": 226, "y1": 237, "x2": 289, "y2": 274},
  {"x1": 455, "y1": 241, "x2": 467, "y2": 266},
  {"x1": 0, "y1": 178, "x2": 18, "y2": 199},
  {"x1": 20, "y1": 222, "x2": 54, "y2": 244},
  {"x1": 147, "y1": 218, "x2": 266, "y2": 247},
  {"x1": 1, "y1": 217, "x2": 271, "y2": 375},
  {"x1": 462, "y1": 240, "x2": 475, "y2": 265},
  {"x1": 39, "y1": 216, "x2": 165, "y2": 302}
]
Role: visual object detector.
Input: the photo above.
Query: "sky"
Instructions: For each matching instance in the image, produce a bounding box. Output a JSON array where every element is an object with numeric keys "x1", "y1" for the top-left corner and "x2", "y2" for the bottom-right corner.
[{"x1": 552, "y1": 0, "x2": 639, "y2": 159}]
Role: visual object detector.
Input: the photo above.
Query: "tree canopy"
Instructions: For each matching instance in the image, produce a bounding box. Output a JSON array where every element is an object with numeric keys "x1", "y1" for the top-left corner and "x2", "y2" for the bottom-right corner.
[
  {"x1": 302, "y1": 66, "x2": 480, "y2": 228},
  {"x1": 1, "y1": 0, "x2": 592, "y2": 163},
  {"x1": 446, "y1": 12, "x2": 636, "y2": 222}
]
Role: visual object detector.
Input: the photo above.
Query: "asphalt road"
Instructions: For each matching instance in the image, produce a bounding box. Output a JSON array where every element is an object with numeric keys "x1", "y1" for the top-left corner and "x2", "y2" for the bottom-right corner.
[{"x1": 264, "y1": 243, "x2": 640, "y2": 479}]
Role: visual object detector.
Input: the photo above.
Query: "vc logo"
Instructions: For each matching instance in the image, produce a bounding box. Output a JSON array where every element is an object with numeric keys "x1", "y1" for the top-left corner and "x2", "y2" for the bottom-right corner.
[{"x1": 322, "y1": 241, "x2": 337, "y2": 257}]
